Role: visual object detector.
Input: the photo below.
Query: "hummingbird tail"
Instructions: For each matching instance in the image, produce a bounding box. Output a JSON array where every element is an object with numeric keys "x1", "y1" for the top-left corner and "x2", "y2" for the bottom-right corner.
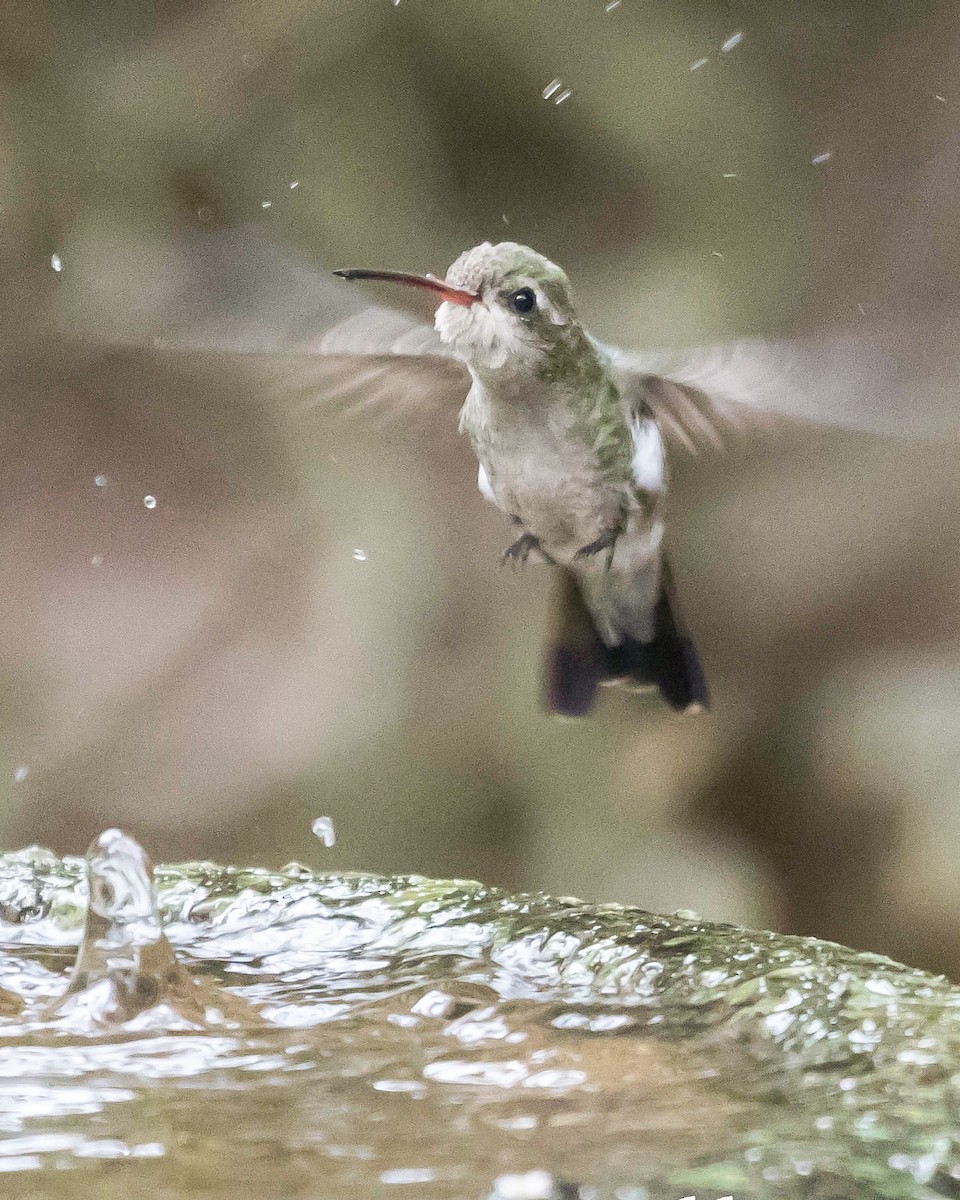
[
  {"x1": 606, "y1": 579, "x2": 709, "y2": 713},
  {"x1": 546, "y1": 561, "x2": 708, "y2": 717}
]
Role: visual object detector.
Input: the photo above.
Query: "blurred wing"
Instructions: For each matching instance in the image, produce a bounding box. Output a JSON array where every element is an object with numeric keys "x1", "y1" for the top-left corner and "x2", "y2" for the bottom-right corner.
[
  {"x1": 603, "y1": 330, "x2": 960, "y2": 452},
  {"x1": 55, "y1": 227, "x2": 470, "y2": 427},
  {"x1": 255, "y1": 348, "x2": 470, "y2": 427}
]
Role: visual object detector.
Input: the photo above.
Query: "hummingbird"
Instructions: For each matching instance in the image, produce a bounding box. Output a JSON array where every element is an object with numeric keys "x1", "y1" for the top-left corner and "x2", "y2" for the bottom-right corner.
[{"x1": 334, "y1": 242, "x2": 709, "y2": 717}]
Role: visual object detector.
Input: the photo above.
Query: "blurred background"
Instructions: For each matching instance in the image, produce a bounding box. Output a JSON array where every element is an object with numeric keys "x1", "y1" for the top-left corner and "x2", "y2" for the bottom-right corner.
[{"x1": 0, "y1": 0, "x2": 958, "y2": 973}]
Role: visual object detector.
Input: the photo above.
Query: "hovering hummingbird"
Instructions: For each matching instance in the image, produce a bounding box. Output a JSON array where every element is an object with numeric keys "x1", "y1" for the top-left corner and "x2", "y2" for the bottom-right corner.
[
  {"x1": 334, "y1": 242, "x2": 709, "y2": 717},
  {"x1": 91, "y1": 231, "x2": 953, "y2": 719}
]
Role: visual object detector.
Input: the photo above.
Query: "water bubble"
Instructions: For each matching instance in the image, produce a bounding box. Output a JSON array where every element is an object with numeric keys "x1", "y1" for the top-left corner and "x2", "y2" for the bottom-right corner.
[
  {"x1": 690, "y1": 57, "x2": 709, "y2": 71},
  {"x1": 542, "y1": 79, "x2": 562, "y2": 100},
  {"x1": 312, "y1": 816, "x2": 336, "y2": 847},
  {"x1": 50, "y1": 254, "x2": 63, "y2": 273},
  {"x1": 721, "y1": 31, "x2": 744, "y2": 52},
  {"x1": 352, "y1": 547, "x2": 367, "y2": 562},
  {"x1": 811, "y1": 150, "x2": 833, "y2": 165},
  {"x1": 143, "y1": 495, "x2": 157, "y2": 510},
  {"x1": 13, "y1": 766, "x2": 28, "y2": 783}
]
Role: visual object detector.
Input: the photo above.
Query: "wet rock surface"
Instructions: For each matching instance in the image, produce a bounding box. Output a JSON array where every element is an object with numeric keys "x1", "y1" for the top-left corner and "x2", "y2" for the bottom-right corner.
[{"x1": 0, "y1": 835, "x2": 957, "y2": 1198}]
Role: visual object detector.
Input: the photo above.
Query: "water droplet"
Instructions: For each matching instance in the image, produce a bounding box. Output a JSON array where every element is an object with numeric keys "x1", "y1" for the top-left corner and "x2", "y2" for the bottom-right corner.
[
  {"x1": 690, "y1": 57, "x2": 709, "y2": 71},
  {"x1": 50, "y1": 254, "x2": 62, "y2": 273},
  {"x1": 196, "y1": 205, "x2": 213, "y2": 223},
  {"x1": 381, "y1": 1168, "x2": 435, "y2": 1185},
  {"x1": 501, "y1": 213, "x2": 510, "y2": 225},
  {"x1": 811, "y1": 150, "x2": 832, "y2": 165},
  {"x1": 554, "y1": 88, "x2": 573, "y2": 105},
  {"x1": 542, "y1": 79, "x2": 562, "y2": 100},
  {"x1": 289, "y1": 180, "x2": 300, "y2": 189},
  {"x1": 91, "y1": 554, "x2": 103, "y2": 567},
  {"x1": 13, "y1": 766, "x2": 28, "y2": 783},
  {"x1": 722, "y1": 171, "x2": 740, "y2": 179},
  {"x1": 721, "y1": 31, "x2": 744, "y2": 52},
  {"x1": 351, "y1": 547, "x2": 367, "y2": 562},
  {"x1": 94, "y1": 474, "x2": 108, "y2": 487},
  {"x1": 260, "y1": 200, "x2": 272, "y2": 209},
  {"x1": 143, "y1": 495, "x2": 157, "y2": 510},
  {"x1": 312, "y1": 816, "x2": 336, "y2": 847},
  {"x1": 489, "y1": 1170, "x2": 555, "y2": 1200},
  {"x1": 604, "y1": 0, "x2": 621, "y2": 11}
]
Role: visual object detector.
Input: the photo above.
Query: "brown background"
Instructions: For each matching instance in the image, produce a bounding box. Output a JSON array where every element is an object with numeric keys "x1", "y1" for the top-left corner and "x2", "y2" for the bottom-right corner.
[{"x1": 0, "y1": 0, "x2": 958, "y2": 974}]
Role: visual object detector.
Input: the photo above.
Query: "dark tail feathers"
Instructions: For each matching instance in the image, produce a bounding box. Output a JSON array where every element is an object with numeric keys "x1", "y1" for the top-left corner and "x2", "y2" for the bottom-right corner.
[{"x1": 547, "y1": 564, "x2": 708, "y2": 718}]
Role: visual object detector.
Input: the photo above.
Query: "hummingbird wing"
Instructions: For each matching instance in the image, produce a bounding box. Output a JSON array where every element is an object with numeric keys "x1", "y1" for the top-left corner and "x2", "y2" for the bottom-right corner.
[
  {"x1": 56, "y1": 228, "x2": 472, "y2": 429},
  {"x1": 602, "y1": 330, "x2": 960, "y2": 452}
]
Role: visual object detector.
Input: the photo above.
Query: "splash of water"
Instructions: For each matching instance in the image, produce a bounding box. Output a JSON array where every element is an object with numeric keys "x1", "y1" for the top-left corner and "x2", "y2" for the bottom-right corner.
[{"x1": 42, "y1": 830, "x2": 258, "y2": 1033}]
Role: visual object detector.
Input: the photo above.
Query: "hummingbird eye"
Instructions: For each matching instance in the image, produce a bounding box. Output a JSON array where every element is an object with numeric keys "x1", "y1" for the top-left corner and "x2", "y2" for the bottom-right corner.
[{"x1": 506, "y1": 287, "x2": 536, "y2": 315}]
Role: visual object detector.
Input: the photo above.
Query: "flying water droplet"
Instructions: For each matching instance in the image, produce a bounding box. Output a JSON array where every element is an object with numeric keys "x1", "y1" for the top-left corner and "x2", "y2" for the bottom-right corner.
[
  {"x1": 690, "y1": 57, "x2": 709, "y2": 71},
  {"x1": 312, "y1": 816, "x2": 336, "y2": 848},
  {"x1": 352, "y1": 547, "x2": 367, "y2": 562},
  {"x1": 94, "y1": 474, "x2": 108, "y2": 488},
  {"x1": 811, "y1": 150, "x2": 833, "y2": 165},
  {"x1": 554, "y1": 89, "x2": 572, "y2": 105},
  {"x1": 13, "y1": 766, "x2": 28, "y2": 783},
  {"x1": 604, "y1": 0, "x2": 621, "y2": 11},
  {"x1": 143, "y1": 495, "x2": 157, "y2": 510},
  {"x1": 542, "y1": 79, "x2": 562, "y2": 100},
  {"x1": 91, "y1": 554, "x2": 103, "y2": 567},
  {"x1": 50, "y1": 254, "x2": 63, "y2": 273},
  {"x1": 721, "y1": 31, "x2": 744, "y2": 52},
  {"x1": 289, "y1": 180, "x2": 300, "y2": 189},
  {"x1": 488, "y1": 1170, "x2": 556, "y2": 1200},
  {"x1": 260, "y1": 200, "x2": 272, "y2": 209}
]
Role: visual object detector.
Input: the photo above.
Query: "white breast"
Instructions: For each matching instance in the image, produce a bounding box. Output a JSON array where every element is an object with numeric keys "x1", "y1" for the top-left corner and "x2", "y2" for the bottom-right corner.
[{"x1": 630, "y1": 414, "x2": 665, "y2": 493}]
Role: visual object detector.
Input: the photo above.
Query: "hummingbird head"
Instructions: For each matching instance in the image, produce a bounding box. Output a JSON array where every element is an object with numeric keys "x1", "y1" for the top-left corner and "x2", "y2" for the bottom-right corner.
[
  {"x1": 435, "y1": 242, "x2": 580, "y2": 373},
  {"x1": 335, "y1": 242, "x2": 582, "y2": 376}
]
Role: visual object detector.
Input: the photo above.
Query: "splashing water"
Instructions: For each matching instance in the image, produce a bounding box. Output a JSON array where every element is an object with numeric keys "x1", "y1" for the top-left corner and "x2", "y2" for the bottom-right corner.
[
  {"x1": 0, "y1": 835, "x2": 958, "y2": 1196},
  {"x1": 311, "y1": 816, "x2": 336, "y2": 847}
]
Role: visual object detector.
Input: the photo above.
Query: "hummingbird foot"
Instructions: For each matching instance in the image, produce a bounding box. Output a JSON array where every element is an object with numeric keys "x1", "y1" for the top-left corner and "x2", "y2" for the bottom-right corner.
[
  {"x1": 501, "y1": 532, "x2": 550, "y2": 567},
  {"x1": 574, "y1": 529, "x2": 619, "y2": 570}
]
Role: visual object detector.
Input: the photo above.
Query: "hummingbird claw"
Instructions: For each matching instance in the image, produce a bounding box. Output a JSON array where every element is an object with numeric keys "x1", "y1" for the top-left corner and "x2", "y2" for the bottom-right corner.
[
  {"x1": 501, "y1": 532, "x2": 546, "y2": 567},
  {"x1": 574, "y1": 530, "x2": 619, "y2": 569}
]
